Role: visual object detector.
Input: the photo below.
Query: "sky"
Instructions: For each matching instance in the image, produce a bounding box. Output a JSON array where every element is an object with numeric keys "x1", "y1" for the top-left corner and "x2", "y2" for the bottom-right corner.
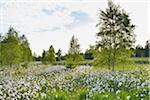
[{"x1": 0, "y1": 0, "x2": 149, "y2": 55}]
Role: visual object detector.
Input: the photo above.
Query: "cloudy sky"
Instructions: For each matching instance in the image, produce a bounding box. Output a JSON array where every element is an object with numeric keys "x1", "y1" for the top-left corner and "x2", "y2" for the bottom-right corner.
[{"x1": 0, "y1": 0, "x2": 149, "y2": 55}]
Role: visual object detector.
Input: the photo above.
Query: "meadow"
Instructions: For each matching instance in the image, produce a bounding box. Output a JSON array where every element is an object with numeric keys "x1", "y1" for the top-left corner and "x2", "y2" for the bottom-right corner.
[
  {"x1": 0, "y1": 58, "x2": 149, "y2": 100},
  {"x1": 0, "y1": 1, "x2": 149, "y2": 100}
]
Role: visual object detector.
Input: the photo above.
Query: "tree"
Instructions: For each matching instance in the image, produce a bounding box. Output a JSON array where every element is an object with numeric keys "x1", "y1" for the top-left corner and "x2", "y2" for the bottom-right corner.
[
  {"x1": 41, "y1": 50, "x2": 47, "y2": 64},
  {"x1": 56, "y1": 49, "x2": 62, "y2": 61},
  {"x1": 135, "y1": 45, "x2": 144, "y2": 57},
  {"x1": 33, "y1": 53, "x2": 42, "y2": 61},
  {"x1": 47, "y1": 45, "x2": 56, "y2": 64},
  {"x1": 145, "y1": 39, "x2": 150, "y2": 57},
  {"x1": 84, "y1": 46, "x2": 95, "y2": 60},
  {"x1": 1, "y1": 27, "x2": 22, "y2": 66},
  {"x1": 0, "y1": 34, "x2": 3, "y2": 65},
  {"x1": 68, "y1": 35, "x2": 80, "y2": 55},
  {"x1": 66, "y1": 35, "x2": 84, "y2": 68},
  {"x1": 20, "y1": 34, "x2": 33, "y2": 62},
  {"x1": 95, "y1": 1, "x2": 135, "y2": 71},
  {"x1": 0, "y1": 27, "x2": 33, "y2": 66}
]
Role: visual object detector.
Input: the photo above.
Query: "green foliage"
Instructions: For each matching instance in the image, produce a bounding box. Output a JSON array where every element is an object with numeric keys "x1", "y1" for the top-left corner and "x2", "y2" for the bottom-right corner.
[
  {"x1": 35, "y1": 89, "x2": 89, "y2": 100},
  {"x1": 95, "y1": 0, "x2": 135, "y2": 71},
  {"x1": 93, "y1": 48, "x2": 133, "y2": 69},
  {"x1": 56, "y1": 49, "x2": 62, "y2": 61},
  {"x1": 66, "y1": 35, "x2": 84, "y2": 68},
  {"x1": 144, "y1": 40, "x2": 150, "y2": 57},
  {"x1": 84, "y1": 46, "x2": 95, "y2": 60},
  {"x1": 68, "y1": 35, "x2": 80, "y2": 55},
  {"x1": 134, "y1": 40, "x2": 150, "y2": 58},
  {"x1": 36, "y1": 91, "x2": 68, "y2": 100},
  {"x1": 91, "y1": 89, "x2": 149, "y2": 100},
  {"x1": 35, "y1": 87, "x2": 149, "y2": 100},
  {"x1": 48, "y1": 45, "x2": 56, "y2": 64},
  {"x1": 41, "y1": 45, "x2": 56, "y2": 65},
  {"x1": 0, "y1": 27, "x2": 32, "y2": 66},
  {"x1": 66, "y1": 54, "x2": 84, "y2": 68},
  {"x1": 20, "y1": 35, "x2": 33, "y2": 62},
  {"x1": 0, "y1": 27, "x2": 22, "y2": 66},
  {"x1": 1, "y1": 42, "x2": 22, "y2": 66},
  {"x1": 135, "y1": 45, "x2": 145, "y2": 57},
  {"x1": 75, "y1": 89, "x2": 89, "y2": 100},
  {"x1": 41, "y1": 50, "x2": 48, "y2": 64}
]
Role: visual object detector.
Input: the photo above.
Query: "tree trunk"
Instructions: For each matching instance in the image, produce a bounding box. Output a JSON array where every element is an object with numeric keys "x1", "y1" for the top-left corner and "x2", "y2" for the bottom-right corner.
[
  {"x1": 10, "y1": 63, "x2": 12, "y2": 67},
  {"x1": 112, "y1": 60, "x2": 115, "y2": 71},
  {"x1": 112, "y1": 49, "x2": 116, "y2": 72}
]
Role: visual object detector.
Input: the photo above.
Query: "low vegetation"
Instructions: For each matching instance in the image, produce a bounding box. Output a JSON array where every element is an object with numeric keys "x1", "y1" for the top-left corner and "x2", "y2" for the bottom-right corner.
[
  {"x1": 0, "y1": 0, "x2": 149, "y2": 100},
  {"x1": 0, "y1": 64, "x2": 149, "y2": 100}
]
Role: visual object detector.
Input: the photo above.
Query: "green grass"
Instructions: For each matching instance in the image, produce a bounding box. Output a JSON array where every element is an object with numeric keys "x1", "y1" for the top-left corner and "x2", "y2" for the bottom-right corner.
[
  {"x1": 35, "y1": 88, "x2": 149, "y2": 100},
  {"x1": 93, "y1": 63, "x2": 150, "y2": 72},
  {"x1": 55, "y1": 57, "x2": 149, "y2": 68},
  {"x1": 131, "y1": 57, "x2": 150, "y2": 64}
]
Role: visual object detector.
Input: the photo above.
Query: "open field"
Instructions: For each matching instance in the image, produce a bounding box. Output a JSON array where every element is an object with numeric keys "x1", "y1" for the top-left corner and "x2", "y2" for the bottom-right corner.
[
  {"x1": 0, "y1": 0, "x2": 149, "y2": 99},
  {"x1": 0, "y1": 63, "x2": 149, "y2": 100}
]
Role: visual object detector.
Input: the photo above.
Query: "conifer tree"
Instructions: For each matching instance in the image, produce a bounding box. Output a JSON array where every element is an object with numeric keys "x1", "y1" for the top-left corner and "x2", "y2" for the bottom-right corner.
[
  {"x1": 1, "y1": 27, "x2": 22, "y2": 66},
  {"x1": 48, "y1": 45, "x2": 56, "y2": 64},
  {"x1": 94, "y1": 1, "x2": 135, "y2": 71},
  {"x1": 56, "y1": 49, "x2": 62, "y2": 61},
  {"x1": 66, "y1": 35, "x2": 83, "y2": 68},
  {"x1": 20, "y1": 34, "x2": 32, "y2": 62},
  {"x1": 0, "y1": 27, "x2": 32, "y2": 66},
  {"x1": 41, "y1": 50, "x2": 47, "y2": 64}
]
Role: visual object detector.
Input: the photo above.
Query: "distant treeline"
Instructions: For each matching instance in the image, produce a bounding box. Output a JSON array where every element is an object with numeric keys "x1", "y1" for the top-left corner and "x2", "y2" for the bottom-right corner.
[
  {"x1": 0, "y1": 27, "x2": 149, "y2": 67},
  {"x1": 0, "y1": 1, "x2": 150, "y2": 69},
  {"x1": 34, "y1": 42, "x2": 150, "y2": 62},
  {"x1": 134, "y1": 43, "x2": 150, "y2": 57}
]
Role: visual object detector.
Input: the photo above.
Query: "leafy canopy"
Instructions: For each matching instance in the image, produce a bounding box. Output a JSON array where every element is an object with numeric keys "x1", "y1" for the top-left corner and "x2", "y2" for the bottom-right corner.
[{"x1": 94, "y1": 0, "x2": 135, "y2": 70}]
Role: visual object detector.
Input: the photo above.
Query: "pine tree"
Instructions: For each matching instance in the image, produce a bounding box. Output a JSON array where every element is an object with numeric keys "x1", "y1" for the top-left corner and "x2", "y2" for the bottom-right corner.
[
  {"x1": 84, "y1": 46, "x2": 95, "y2": 60},
  {"x1": 20, "y1": 34, "x2": 33, "y2": 62},
  {"x1": 41, "y1": 50, "x2": 47, "y2": 64},
  {"x1": 145, "y1": 39, "x2": 150, "y2": 57},
  {"x1": 68, "y1": 35, "x2": 80, "y2": 55},
  {"x1": 0, "y1": 34, "x2": 3, "y2": 65},
  {"x1": 135, "y1": 45, "x2": 144, "y2": 57},
  {"x1": 1, "y1": 27, "x2": 22, "y2": 66},
  {"x1": 47, "y1": 45, "x2": 56, "y2": 64},
  {"x1": 95, "y1": 1, "x2": 135, "y2": 71},
  {"x1": 66, "y1": 35, "x2": 84, "y2": 68},
  {"x1": 56, "y1": 49, "x2": 62, "y2": 61},
  {"x1": 0, "y1": 27, "x2": 32, "y2": 66}
]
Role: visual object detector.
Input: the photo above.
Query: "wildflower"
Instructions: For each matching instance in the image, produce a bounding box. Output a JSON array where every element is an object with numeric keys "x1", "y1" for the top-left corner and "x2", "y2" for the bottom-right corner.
[
  {"x1": 105, "y1": 95, "x2": 108, "y2": 98},
  {"x1": 117, "y1": 96, "x2": 120, "y2": 99},
  {"x1": 118, "y1": 82, "x2": 122, "y2": 87},
  {"x1": 126, "y1": 95, "x2": 131, "y2": 100},
  {"x1": 116, "y1": 90, "x2": 120, "y2": 94}
]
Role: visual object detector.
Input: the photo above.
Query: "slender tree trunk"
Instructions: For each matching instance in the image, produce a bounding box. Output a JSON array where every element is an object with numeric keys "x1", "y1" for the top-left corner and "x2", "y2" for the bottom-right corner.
[
  {"x1": 10, "y1": 63, "x2": 12, "y2": 67},
  {"x1": 112, "y1": 49, "x2": 117, "y2": 71},
  {"x1": 108, "y1": 49, "x2": 111, "y2": 69},
  {"x1": 112, "y1": 31, "x2": 117, "y2": 71}
]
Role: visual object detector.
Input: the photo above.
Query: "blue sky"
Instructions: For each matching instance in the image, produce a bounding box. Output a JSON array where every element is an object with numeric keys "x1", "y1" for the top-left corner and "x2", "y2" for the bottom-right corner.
[{"x1": 0, "y1": 0, "x2": 149, "y2": 55}]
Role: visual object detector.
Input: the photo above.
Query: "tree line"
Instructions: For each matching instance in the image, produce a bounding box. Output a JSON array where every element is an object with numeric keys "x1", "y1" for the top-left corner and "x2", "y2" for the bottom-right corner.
[
  {"x1": 0, "y1": 1, "x2": 149, "y2": 70},
  {"x1": 34, "y1": 35, "x2": 84, "y2": 68},
  {"x1": 135, "y1": 42, "x2": 150, "y2": 57},
  {"x1": 0, "y1": 27, "x2": 33, "y2": 67}
]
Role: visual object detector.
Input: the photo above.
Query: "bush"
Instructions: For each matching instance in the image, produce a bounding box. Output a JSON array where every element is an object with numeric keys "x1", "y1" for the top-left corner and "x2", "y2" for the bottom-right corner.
[{"x1": 66, "y1": 54, "x2": 84, "y2": 68}]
